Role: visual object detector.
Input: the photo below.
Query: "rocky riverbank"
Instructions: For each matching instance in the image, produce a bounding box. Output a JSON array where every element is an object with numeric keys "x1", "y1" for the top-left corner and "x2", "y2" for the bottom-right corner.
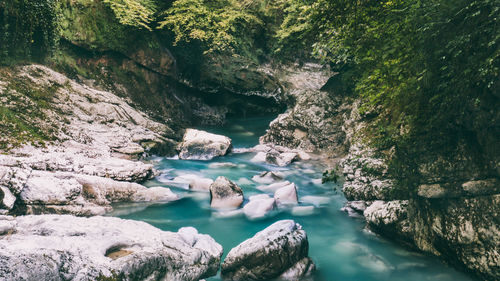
[
  {"x1": 0, "y1": 65, "x2": 182, "y2": 216},
  {"x1": 260, "y1": 70, "x2": 500, "y2": 280},
  {"x1": 0, "y1": 63, "x2": 319, "y2": 280}
]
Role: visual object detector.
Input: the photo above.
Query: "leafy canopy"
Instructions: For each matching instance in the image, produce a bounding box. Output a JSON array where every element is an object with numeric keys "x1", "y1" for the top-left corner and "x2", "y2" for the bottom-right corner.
[{"x1": 102, "y1": 0, "x2": 157, "y2": 30}]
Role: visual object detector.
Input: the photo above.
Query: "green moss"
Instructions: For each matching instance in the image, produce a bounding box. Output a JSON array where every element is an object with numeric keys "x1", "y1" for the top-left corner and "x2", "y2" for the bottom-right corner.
[
  {"x1": 57, "y1": 0, "x2": 130, "y2": 52},
  {"x1": 0, "y1": 0, "x2": 59, "y2": 64},
  {"x1": 0, "y1": 68, "x2": 61, "y2": 151}
]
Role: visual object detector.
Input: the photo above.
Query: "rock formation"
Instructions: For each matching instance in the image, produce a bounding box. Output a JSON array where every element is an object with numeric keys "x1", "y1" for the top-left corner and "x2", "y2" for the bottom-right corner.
[
  {"x1": 209, "y1": 176, "x2": 244, "y2": 209},
  {"x1": 221, "y1": 220, "x2": 315, "y2": 280},
  {"x1": 178, "y1": 129, "x2": 232, "y2": 160},
  {"x1": 0, "y1": 215, "x2": 223, "y2": 280}
]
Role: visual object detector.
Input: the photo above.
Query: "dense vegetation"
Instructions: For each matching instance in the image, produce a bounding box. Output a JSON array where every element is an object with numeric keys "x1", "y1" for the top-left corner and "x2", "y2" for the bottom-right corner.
[
  {"x1": 0, "y1": 0, "x2": 59, "y2": 64},
  {"x1": 278, "y1": 0, "x2": 499, "y2": 188},
  {"x1": 1, "y1": 0, "x2": 498, "y2": 184}
]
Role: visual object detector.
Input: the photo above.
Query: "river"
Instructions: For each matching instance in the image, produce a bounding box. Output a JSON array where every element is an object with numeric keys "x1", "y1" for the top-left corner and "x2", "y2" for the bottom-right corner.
[{"x1": 110, "y1": 116, "x2": 472, "y2": 281}]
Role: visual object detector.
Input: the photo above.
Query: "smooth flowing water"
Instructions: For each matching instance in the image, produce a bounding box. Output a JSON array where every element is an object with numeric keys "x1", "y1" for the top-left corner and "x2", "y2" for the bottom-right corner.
[{"x1": 111, "y1": 116, "x2": 472, "y2": 281}]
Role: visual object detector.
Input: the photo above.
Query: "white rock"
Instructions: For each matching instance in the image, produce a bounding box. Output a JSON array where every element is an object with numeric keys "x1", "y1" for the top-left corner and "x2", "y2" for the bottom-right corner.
[
  {"x1": 274, "y1": 183, "x2": 298, "y2": 206},
  {"x1": 0, "y1": 215, "x2": 223, "y2": 280},
  {"x1": 132, "y1": 186, "x2": 178, "y2": 202},
  {"x1": 0, "y1": 216, "x2": 16, "y2": 235},
  {"x1": 257, "y1": 181, "x2": 291, "y2": 192},
  {"x1": 174, "y1": 174, "x2": 213, "y2": 192},
  {"x1": 279, "y1": 257, "x2": 316, "y2": 280},
  {"x1": 252, "y1": 171, "x2": 285, "y2": 184},
  {"x1": 300, "y1": 196, "x2": 330, "y2": 207},
  {"x1": 243, "y1": 194, "x2": 275, "y2": 219},
  {"x1": 0, "y1": 186, "x2": 16, "y2": 210},
  {"x1": 178, "y1": 129, "x2": 232, "y2": 160},
  {"x1": 209, "y1": 177, "x2": 244, "y2": 209},
  {"x1": 21, "y1": 172, "x2": 82, "y2": 205},
  {"x1": 296, "y1": 151, "x2": 311, "y2": 161},
  {"x1": 364, "y1": 200, "x2": 408, "y2": 226},
  {"x1": 291, "y1": 206, "x2": 315, "y2": 216},
  {"x1": 221, "y1": 220, "x2": 314, "y2": 280},
  {"x1": 250, "y1": 152, "x2": 267, "y2": 163},
  {"x1": 265, "y1": 151, "x2": 298, "y2": 167}
]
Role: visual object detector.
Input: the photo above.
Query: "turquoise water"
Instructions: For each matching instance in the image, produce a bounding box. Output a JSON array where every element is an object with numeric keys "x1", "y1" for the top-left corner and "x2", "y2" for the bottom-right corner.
[{"x1": 112, "y1": 117, "x2": 473, "y2": 281}]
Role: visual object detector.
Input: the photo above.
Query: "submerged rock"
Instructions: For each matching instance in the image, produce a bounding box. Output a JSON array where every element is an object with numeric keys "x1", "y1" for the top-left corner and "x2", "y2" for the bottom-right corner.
[
  {"x1": 266, "y1": 151, "x2": 299, "y2": 167},
  {"x1": 221, "y1": 220, "x2": 314, "y2": 280},
  {"x1": 178, "y1": 129, "x2": 232, "y2": 160},
  {"x1": 257, "y1": 181, "x2": 292, "y2": 192},
  {"x1": 251, "y1": 171, "x2": 285, "y2": 184},
  {"x1": 243, "y1": 194, "x2": 275, "y2": 219},
  {"x1": 274, "y1": 183, "x2": 299, "y2": 206},
  {"x1": 0, "y1": 215, "x2": 223, "y2": 280},
  {"x1": 279, "y1": 257, "x2": 316, "y2": 281},
  {"x1": 174, "y1": 174, "x2": 214, "y2": 192},
  {"x1": 209, "y1": 177, "x2": 244, "y2": 209}
]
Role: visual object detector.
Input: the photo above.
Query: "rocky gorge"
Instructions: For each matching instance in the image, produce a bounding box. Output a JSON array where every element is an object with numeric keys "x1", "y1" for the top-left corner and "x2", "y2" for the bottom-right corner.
[
  {"x1": 1, "y1": 0, "x2": 498, "y2": 280},
  {"x1": 0, "y1": 62, "x2": 321, "y2": 280}
]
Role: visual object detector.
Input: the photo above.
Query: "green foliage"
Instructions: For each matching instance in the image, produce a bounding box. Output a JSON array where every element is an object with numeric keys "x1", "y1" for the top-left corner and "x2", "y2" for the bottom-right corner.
[
  {"x1": 0, "y1": 0, "x2": 59, "y2": 64},
  {"x1": 102, "y1": 0, "x2": 157, "y2": 30},
  {"x1": 58, "y1": 0, "x2": 133, "y2": 52},
  {"x1": 274, "y1": 0, "x2": 317, "y2": 59},
  {"x1": 280, "y1": 0, "x2": 499, "y2": 189},
  {"x1": 322, "y1": 168, "x2": 339, "y2": 184},
  {"x1": 158, "y1": 0, "x2": 265, "y2": 56}
]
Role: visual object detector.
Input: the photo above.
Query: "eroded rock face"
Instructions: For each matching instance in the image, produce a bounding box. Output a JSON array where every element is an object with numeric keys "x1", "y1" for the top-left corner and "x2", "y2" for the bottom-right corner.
[
  {"x1": 0, "y1": 65, "x2": 183, "y2": 216},
  {"x1": 0, "y1": 215, "x2": 223, "y2": 281},
  {"x1": 209, "y1": 177, "x2": 244, "y2": 209},
  {"x1": 410, "y1": 195, "x2": 500, "y2": 281},
  {"x1": 260, "y1": 90, "x2": 350, "y2": 154},
  {"x1": 178, "y1": 129, "x2": 232, "y2": 160},
  {"x1": 341, "y1": 143, "x2": 500, "y2": 280},
  {"x1": 1, "y1": 167, "x2": 178, "y2": 216},
  {"x1": 221, "y1": 220, "x2": 314, "y2": 280},
  {"x1": 341, "y1": 145, "x2": 397, "y2": 201}
]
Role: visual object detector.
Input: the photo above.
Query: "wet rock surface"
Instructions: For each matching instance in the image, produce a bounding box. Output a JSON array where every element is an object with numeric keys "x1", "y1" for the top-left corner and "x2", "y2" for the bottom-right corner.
[
  {"x1": 178, "y1": 129, "x2": 232, "y2": 160},
  {"x1": 209, "y1": 176, "x2": 244, "y2": 209},
  {"x1": 221, "y1": 220, "x2": 314, "y2": 280},
  {"x1": 340, "y1": 142, "x2": 500, "y2": 280},
  {"x1": 0, "y1": 65, "x2": 180, "y2": 216},
  {"x1": 242, "y1": 194, "x2": 275, "y2": 220},
  {"x1": 0, "y1": 215, "x2": 223, "y2": 281}
]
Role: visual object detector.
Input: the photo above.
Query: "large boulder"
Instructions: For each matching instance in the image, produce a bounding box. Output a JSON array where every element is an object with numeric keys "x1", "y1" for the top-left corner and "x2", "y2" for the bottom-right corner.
[
  {"x1": 221, "y1": 220, "x2": 315, "y2": 280},
  {"x1": 209, "y1": 177, "x2": 244, "y2": 209},
  {"x1": 178, "y1": 129, "x2": 232, "y2": 160},
  {"x1": 364, "y1": 200, "x2": 411, "y2": 243},
  {"x1": 0, "y1": 215, "x2": 223, "y2": 281}
]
